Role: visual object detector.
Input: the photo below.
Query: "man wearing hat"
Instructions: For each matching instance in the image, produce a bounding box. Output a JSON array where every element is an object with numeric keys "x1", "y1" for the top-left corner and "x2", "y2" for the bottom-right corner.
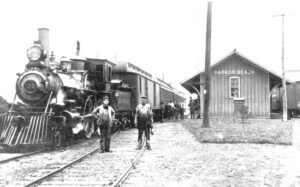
[
  {"x1": 92, "y1": 95, "x2": 115, "y2": 153},
  {"x1": 134, "y1": 95, "x2": 153, "y2": 150}
]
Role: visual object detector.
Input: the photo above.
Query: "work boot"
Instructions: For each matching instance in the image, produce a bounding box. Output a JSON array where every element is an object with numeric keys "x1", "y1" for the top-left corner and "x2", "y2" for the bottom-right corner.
[
  {"x1": 151, "y1": 129, "x2": 154, "y2": 135},
  {"x1": 146, "y1": 142, "x2": 151, "y2": 150},
  {"x1": 135, "y1": 141, "x2": 142, "y2": 150},
  {"x1": 146, "y1": 144, "x2": 151, "y2": 150},
  {"x1": 135, "y1": 145, "x2": 142, "y2": 150},
  {"x1": 99, "y1": 148, "x2": 105, "y2": 153}
]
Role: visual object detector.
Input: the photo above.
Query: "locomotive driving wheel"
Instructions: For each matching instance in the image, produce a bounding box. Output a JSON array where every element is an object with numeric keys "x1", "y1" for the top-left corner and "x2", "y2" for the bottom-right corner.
[{"x1": 83, "y1": 96, "x2": 95, "y2": 139}]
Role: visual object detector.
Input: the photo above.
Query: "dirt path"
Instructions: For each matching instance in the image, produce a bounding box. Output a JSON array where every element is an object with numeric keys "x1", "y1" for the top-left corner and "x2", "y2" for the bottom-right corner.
[{"x1": 123, "y1": 122, "x2": 294, "y2": 187}]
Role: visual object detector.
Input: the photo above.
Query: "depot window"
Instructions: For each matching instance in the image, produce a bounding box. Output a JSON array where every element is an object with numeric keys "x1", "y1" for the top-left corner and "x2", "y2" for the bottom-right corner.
[{"x1": 229, "y1": 76, "x2": 240, "y2": 98}]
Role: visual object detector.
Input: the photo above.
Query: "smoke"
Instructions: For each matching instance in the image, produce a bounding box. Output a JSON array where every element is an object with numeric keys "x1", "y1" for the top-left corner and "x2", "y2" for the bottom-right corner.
[
  {"x1": 56, "y1": 89, "x2": 66, "y2": 105},
  {"x1": 72, "y1": 122, "x2": 84, "y2": 134}
]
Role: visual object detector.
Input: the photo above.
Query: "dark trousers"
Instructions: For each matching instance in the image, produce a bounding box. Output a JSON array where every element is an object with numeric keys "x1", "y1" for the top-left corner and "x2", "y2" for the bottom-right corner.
[
  {"x1": 137, "y1": 118, "x2": 150, "y2": 147},
  {"x1": 99, "y1": 125, "x2": 111, "y2": 152},
  {"x1": 160, "y1": 112, "x2": 164, "y2": 123},
  {"x1": 138, "y1": 126, "x2": 150, "y2": 142},
  {"x1": 190, "y1": 110, "x2": 195, "y2": 119}
]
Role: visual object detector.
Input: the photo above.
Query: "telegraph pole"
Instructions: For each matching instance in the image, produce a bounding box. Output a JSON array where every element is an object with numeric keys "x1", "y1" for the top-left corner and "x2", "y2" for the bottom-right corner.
[
  {"x1": 273, "y1": 14, "x2": 288, "y2": 121},
  {"x1": 203, "y1": 1, "x2": 212, "y2": 127}
]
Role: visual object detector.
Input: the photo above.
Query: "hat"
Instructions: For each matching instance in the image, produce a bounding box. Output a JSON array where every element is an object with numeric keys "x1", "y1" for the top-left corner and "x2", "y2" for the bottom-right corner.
[
  {"x1": 102, "y1": 95, "x2": 109, "y2": 100},
  {"x1": 141, "y1": 95, "x2": 147, "y2": 99}
]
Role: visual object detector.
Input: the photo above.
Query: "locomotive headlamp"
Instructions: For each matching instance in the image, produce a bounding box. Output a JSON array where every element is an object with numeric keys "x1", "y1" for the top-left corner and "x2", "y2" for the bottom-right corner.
[{"x1": 27, "y1": 45, "x2": 46, "y2": 61}]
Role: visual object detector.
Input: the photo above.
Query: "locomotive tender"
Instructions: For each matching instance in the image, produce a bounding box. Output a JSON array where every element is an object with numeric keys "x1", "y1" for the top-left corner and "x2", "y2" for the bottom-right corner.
[{"x1": 0, "y1": 28, "x2": 185, "y2": 152}]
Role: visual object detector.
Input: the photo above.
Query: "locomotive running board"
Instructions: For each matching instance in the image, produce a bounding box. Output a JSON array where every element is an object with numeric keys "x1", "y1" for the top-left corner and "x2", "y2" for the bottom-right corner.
[{"x1": 0, "y1": 114, "x2": 51, "y2": 152}]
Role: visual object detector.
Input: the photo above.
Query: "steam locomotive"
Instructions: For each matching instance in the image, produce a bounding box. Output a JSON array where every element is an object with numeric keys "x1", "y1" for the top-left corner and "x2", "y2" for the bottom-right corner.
[{"x1": 0, "y1": 28, "x2": 185, "y2": 152}]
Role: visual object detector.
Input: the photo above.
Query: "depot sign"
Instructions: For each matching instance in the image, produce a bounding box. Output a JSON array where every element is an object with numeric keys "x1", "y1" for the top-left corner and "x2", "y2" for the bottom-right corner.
[{"x1": 213, "y1": 69, "x2": 255, "y2": 75}]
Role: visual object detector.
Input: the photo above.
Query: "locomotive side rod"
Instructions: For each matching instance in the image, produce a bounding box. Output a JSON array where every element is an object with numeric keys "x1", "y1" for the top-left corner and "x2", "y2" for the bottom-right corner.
[{"x1": 23, "y1": 131, "x2": 121, "y2": 187}]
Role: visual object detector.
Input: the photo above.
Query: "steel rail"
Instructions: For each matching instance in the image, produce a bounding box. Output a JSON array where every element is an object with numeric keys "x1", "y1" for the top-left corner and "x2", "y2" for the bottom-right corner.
[
  {"x1": 24, "y1": 131, "x2": 120, "y2": 187},
  {"x1": 0, "y1": 150, "x2": 43, "y2": 164},
  {"x1": 0, "y1": 133, "x2": 98, "y2": 165},
  {"x1": 112, "y1": 142, "x2": 146, "y2": 187}
]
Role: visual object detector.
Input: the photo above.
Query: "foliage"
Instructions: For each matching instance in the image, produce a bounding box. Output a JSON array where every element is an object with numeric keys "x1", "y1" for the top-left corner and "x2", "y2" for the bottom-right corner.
[{"x1": 0, "y1": 96, "x2": 9, "y2": 113}]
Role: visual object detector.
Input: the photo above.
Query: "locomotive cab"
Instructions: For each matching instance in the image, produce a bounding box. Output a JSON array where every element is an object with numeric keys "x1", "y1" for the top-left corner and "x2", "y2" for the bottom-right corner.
[{"x1": 86, "y1": 58, "x2": 115, "y2": 92}]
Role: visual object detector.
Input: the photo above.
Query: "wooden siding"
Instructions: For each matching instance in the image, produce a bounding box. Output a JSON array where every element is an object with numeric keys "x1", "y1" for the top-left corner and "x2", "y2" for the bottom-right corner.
[{"x1": 207, "y1": 55, "x2": 270, "y2": 118}]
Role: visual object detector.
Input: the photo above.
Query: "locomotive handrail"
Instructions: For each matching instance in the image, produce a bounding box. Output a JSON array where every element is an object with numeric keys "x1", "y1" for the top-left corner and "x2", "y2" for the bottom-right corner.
[
  {"x1": 8, "y1": 93, "x2": 17, "y2": 113},
  {"x1": 4, "y1": 111, "x2": 54, "y2": 115},
  {"x1": 44, "y1": 91, "x2": 53, "y2": 114}
]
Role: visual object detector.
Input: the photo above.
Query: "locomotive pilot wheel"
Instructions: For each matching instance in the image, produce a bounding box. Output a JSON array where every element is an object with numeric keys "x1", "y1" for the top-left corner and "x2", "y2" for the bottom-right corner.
[{"x1": 83, "y1": 96, "x2": 95, "y2": 139}]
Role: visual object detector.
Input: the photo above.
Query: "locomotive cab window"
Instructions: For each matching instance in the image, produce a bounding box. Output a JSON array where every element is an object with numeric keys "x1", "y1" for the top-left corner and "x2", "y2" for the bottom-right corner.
[
  {"x1": 60, "y1": 61, "x2": 71, "y2": 71},
  {"x1": 108, "y1": 67, "x2": 112, "y2": 81},
  {"x1": 71, "y1": 60, "x2": 85, "y2": 71},
  {"x1": 229, "y1": 76, "x2": 240, "y2": 98}
]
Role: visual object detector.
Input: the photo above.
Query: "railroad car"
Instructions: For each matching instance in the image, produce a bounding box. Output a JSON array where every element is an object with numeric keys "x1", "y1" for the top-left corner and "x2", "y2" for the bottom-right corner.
[
  {"x1": 271, "y1": 81, "x2": 300, "y2": 117},
  {"x1": 112, "y1": 62, "x2": 186, "y2": 121}
]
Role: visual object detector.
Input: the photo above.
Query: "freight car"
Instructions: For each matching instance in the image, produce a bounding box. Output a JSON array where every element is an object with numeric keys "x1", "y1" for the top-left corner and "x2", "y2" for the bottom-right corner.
[
  {"x1": 271, "y1": 81, "x2": 300, "y2": 117},
  {"x1": 112, "y1": 62, "x2": 186, "y2": 121}
]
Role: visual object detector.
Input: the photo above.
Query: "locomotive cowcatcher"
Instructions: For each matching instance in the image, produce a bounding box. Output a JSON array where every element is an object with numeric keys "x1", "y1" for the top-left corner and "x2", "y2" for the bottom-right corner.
[{"x1": 0, "y1": 28, "x2": 131, "y2": 152}]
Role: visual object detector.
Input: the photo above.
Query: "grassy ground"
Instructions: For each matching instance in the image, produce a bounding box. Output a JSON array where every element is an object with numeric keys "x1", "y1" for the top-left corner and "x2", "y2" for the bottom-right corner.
[{"x1": 181, "y1": 119, "x2": 293, "y2": 145}]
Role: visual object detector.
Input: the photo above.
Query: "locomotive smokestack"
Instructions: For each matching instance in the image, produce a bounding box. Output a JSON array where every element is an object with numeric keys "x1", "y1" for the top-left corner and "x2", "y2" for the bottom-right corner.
[{"x1": 38, "y1": 28, "x2": 49, "y2": 65}]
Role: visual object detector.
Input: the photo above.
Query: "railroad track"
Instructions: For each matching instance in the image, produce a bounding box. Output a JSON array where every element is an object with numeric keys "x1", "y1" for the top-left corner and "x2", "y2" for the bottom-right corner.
[
  {"x1": 112, "y1": 143, "x2": 146, "y2": 187},
  {"x1": 22, "y1": 131, "x2": 119, "y2": 187},
  {"x1": 0, "y1": 150, "x2": 44, "y2": 164},
  {"x1": 0, "y1": 136, "x2": 93, "y2": 165},
  {"x1": 22, "y1": 129, "x2": 148, "y2": 187}
]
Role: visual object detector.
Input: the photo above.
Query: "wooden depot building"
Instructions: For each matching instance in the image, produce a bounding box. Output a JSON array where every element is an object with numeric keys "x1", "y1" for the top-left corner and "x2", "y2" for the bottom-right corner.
[{"x1": 181, "y1": 50, "x2": 284, "y2": 118}]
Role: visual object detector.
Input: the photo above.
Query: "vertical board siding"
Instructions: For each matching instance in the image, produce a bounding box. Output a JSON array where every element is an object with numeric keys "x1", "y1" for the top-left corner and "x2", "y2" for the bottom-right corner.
[{"x1": 210, "y1": 55, "x2": 269, "y2": 118}]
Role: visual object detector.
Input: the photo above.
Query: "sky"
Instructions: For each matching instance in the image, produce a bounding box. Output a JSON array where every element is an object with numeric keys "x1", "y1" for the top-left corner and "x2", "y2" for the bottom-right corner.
[{"x1": 0, "y1": 0, "x2": 299, "y2": 102}]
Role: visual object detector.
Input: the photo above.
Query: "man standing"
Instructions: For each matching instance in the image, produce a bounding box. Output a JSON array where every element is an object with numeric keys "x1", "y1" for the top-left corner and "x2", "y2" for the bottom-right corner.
[
  {"x1": 134, "y1": 95, "x2": 153, "y2": 150},
  {"x1": 92, "y1": 96, "x2": 115, "y2": 153},
  {"x1": 160, "y1": 101, "x2": 165, "y2": 123},
  {"x1": 188, "y1": 97, "x2": 195, "y2": 119},
  {"x1": 179, "y1": 102, "x2": 185, "y2": 120}
]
